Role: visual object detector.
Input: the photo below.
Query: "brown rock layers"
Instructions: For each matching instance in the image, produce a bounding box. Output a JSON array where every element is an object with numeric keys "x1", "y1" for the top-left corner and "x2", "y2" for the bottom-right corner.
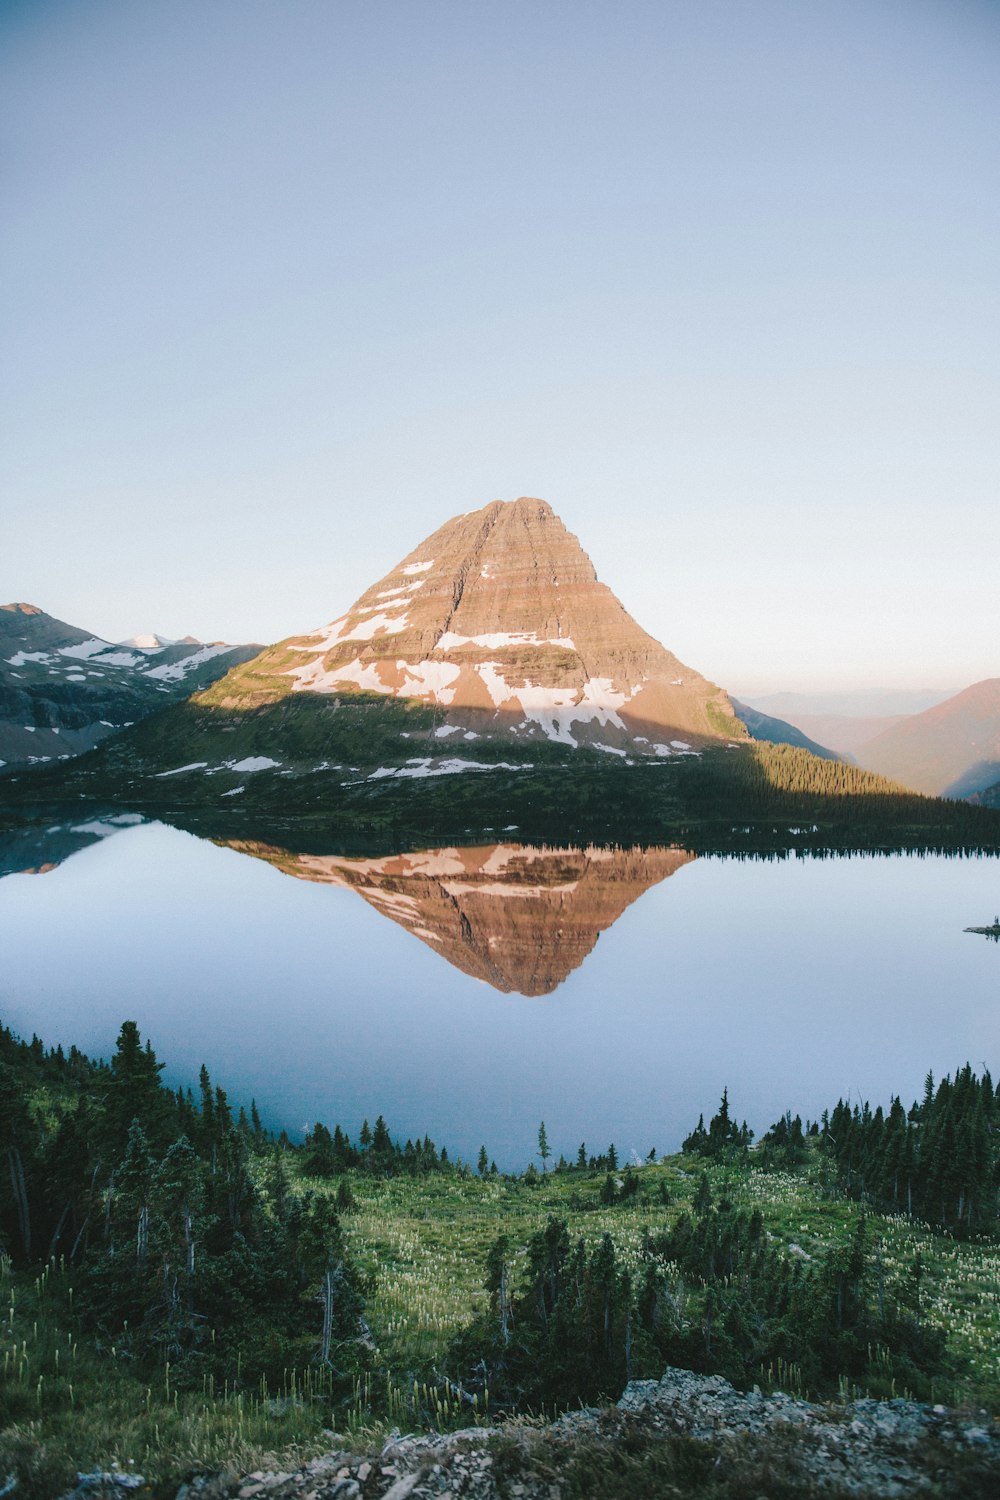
[
  {"x1": 226, "y1": 840, "x2": 696, "y2": 994},
  {"x1": 217, "y1": 497, "x2": 743, "y2": 755}
]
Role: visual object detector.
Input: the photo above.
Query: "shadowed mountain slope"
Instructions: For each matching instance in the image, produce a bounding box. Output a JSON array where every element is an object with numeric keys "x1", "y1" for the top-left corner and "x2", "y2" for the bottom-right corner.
[
  {"x1": 0, "y1": 602, "x2": 259, "y2": 769},
  {"x1": 730, "y1": 700, "x2": 838, "y2": 759}
]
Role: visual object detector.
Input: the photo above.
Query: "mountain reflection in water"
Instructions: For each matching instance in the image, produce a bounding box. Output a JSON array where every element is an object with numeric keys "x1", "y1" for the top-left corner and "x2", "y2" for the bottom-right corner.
[
  {"x1": 221, "y1": 841, "x2": 695, "y2": 995},
  {"x1": 2, "y1": 813, "x2": 999, "y2": 1165}
]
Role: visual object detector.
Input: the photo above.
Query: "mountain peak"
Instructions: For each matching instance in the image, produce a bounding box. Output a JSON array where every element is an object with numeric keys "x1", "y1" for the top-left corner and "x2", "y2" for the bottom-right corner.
[
  {"x1": 1, "y1": 602, "x2": 44, "y2": 616},
  {"x1": 204, "y1": 495, "x2": 744, "y2": 755}
]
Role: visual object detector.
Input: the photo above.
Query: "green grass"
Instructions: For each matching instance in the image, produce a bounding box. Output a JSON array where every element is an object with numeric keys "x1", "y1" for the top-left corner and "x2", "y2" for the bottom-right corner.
[
  {"x1": 3, "y1": 1153, "x2": 999, "y2": 1496},
  {"x1": 337, "y1": 1159, "x2": 1000, "y2": 1407}
]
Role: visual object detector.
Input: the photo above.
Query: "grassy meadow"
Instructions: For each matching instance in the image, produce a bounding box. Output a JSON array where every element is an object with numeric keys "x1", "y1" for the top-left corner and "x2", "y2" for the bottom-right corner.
[{"x1": 3, "y1": 1145, "x2": 998, "y2": 1497}]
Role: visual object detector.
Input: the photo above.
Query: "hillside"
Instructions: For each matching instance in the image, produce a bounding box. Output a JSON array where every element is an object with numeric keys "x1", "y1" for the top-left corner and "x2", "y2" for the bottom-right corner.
[
  {"x1": 855, "y1": 678, "x2": 1000, "y2": 797},
  {"x1": 730, "y1": 698, "x2": 838, "y2": 758},
  {"x1": 1, "y1": 1023, "x2": 997, "y2": 1497},
  {"x1": 0, "y1": 602, "x2": 259, "y2": 769}
]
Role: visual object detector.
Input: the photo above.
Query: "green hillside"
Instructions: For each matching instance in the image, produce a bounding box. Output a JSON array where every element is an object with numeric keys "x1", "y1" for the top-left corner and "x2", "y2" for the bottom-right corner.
[{"x1": 1, "y1": 1024, "x2": 998, "y2": 1495}]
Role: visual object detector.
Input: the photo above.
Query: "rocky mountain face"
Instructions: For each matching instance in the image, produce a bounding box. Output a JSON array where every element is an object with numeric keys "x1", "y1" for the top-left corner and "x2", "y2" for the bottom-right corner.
[
  {"x1": 202, "y1": 497, "x2": 745, "y2": 762},
  {"x1": 0, "y1": 603, "x2": 259, "y2": 770},
  {"x1": 225, "y1": 840, "x2": 693, "y2": 994},
  {"x1": 855, "y1": 678, "x2": 1000, "y2": 797}
]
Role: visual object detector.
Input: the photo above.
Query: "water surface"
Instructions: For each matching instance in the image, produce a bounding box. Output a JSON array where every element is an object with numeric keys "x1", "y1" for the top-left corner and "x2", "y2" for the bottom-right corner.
[{"x1": 1, "y1": 818, "x2": 996, "y2": 1168}]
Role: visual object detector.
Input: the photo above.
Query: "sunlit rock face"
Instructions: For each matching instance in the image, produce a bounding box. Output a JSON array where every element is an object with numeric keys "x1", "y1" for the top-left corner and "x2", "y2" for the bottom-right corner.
[
  {"x1": 218, "y1": 497, "x2": 742, "y2": 755},
  {"x1": 224, "y1": 841, "x2": 695, "y2": 995}
]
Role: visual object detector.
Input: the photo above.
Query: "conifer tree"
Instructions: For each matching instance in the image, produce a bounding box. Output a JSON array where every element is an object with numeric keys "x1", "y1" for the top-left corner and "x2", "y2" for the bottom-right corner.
[{"x1": 537, "y1": 1121, "x2": 551, "y2": 1172}]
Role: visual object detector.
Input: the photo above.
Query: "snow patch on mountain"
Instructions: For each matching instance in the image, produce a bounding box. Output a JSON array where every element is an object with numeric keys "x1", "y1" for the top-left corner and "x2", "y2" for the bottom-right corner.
[
  {"x1": 57, "y1": 639, "x2": 111, "y2": 661},
  {"x1": 475, "y1": 666, "x2": 629, "y2": 745},
  {"x1": 365, "y1": 757, "x2": 532, "y2": 781},
  {"x1": 143, "y1": 643, "x2": 237, "y2": 681}
]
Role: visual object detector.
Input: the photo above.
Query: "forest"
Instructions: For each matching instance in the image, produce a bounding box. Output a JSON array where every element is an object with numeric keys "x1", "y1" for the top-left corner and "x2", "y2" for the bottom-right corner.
[{"x1": 1, "y1": 1021, "x2": 998, "y2": 1493}]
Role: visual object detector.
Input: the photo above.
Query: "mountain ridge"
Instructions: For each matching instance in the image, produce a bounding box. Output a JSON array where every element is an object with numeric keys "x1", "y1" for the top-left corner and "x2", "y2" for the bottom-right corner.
[
  {"x1": 0, "y1": 602, "x2": 260, "y2": 769},
  {"x1": 855, "y1": 678, "x2": 1000, "y2": 797}
]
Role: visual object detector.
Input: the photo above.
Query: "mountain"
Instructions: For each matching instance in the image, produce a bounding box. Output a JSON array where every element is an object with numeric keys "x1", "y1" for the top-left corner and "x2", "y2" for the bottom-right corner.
[
  {"x1": 730, "y1": 700, "x2": 838, "y2": 759},
  {"x1": 737, "y1": 690, "x2": 969, "y2": 763},
  {"x1": 207, "y1": 496, "x2": 744, "y2": 752},
  {"x1": 0, "y1": 603, "x2": 260, "y2": 770},
  {"x1": 84, "y1": 496, "x2": 746, "y2": 789},
  {"x1": 742, "y1": 689, "x2": 955, "y2": 719},
  {"x1": 225, "y1": 839, "x2": 694, "y2": 994},
  {"x1": 763, "y1": 713, "x2": 909, "y2": 757},
  {"x1": 855, "y1": 679, "x2": 1000, "y2": 797},
  {"x1": 970, "y1": 777, "x2": 1000, "y2": 811}
]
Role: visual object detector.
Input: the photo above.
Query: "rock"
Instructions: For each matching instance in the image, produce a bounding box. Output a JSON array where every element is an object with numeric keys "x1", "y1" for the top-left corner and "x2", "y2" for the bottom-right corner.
[
  {"x1": 218, "y1": 497, "x2": 740, "y2": 758},
  {"x1": 214, "y1": 1367, "x2": 998, "y2": 1500},
  {"x1": 380, "y1": 1479, "x2": 419, "y2": 1500}
]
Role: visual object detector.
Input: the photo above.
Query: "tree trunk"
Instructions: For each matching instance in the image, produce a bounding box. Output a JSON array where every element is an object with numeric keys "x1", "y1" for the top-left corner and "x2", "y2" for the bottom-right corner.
[
  {"x1": 321, "y1": 1268, "x2": 334, "y2": 1364},
  {"x1": 7, "y1": 1145, "x2": 31, "y2": 1259}
]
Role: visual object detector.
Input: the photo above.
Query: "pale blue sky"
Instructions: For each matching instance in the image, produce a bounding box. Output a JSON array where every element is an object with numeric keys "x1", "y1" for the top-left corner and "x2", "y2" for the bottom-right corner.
[{"x1": 3, "y1": 0, "x2": 998, "y2": 692}]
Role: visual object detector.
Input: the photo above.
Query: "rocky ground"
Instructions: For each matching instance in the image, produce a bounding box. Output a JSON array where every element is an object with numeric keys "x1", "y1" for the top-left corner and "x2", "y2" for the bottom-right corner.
[{"x1": 60, "y1": 1368, "x2": 1000, "y2": 1500}]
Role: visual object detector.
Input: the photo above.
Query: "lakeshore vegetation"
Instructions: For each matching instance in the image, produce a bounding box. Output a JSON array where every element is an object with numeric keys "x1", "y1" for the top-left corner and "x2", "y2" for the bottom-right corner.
[{"x1": 0, "y1": 1022, "x2": 998, "y2": 1496}]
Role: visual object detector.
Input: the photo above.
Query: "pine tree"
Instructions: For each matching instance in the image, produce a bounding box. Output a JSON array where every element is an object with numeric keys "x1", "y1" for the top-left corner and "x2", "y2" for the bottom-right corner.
[
  {"x1": 100, "y1": 1022, "x2": 170, "y2": 1158},
  {"x1": 537, "y1": 1121, "x2": 551, "y2": 1173}
]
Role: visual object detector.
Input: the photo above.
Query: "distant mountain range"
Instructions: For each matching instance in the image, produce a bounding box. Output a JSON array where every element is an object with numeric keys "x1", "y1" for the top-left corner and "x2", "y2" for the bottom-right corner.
[
  {"x1": 741, "y1": 689, "x2": 957, "y2": 719},
  {"x1": 853, "y1": 679, "x2": 1000, "y2": 798},
  {"x1": 0, "y1": 602, "x2": 259, "y2": 769},
  {"x1": 741, "y1": 684, "x2": 1000, "y2": 799}
]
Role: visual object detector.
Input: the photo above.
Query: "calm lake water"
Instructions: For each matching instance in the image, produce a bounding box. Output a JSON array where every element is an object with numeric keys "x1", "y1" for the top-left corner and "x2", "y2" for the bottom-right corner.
[{"x1": 1, "y1": 816, "x2": 997, "y2": 1168}]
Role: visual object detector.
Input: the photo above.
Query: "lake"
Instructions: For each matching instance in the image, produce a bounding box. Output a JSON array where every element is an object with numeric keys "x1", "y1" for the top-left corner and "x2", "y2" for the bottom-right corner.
[{"x1": 1, "y1": 815, "x2": 997, "y2": 1169}]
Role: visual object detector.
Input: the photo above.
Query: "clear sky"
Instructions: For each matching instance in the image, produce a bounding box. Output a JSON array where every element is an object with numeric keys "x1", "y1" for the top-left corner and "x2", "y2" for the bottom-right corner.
[{"x1": 3, "y1": 0, "x2": 998, "y2": 693}]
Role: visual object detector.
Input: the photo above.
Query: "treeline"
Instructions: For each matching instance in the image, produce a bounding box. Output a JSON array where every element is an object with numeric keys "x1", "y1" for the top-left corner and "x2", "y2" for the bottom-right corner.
[
  {"x1": 451, "y1": 1193, "x2": 945, "y2": 1412},
  {"x1": 301, "y1": 1117, "x2": 454, "y2": 1178},
  {"x1": 680, "y1": 743, "x2": 1000, "y2": 843},
  {"x1": 0, "y1": 1022, "x2": 367, "y2": 1390},
  {"x1": 682, "y1": 1067, "x2": 1000, "y2": 1238},
  {"x1": 821, "y1": 1066, "x2": 999, "y2": 1235}
]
